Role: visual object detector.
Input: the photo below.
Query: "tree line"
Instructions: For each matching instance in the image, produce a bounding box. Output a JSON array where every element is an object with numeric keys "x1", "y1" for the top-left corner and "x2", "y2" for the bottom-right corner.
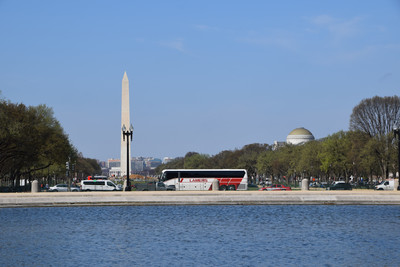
[
  {"x1": 157, "y1": 96, "x2": 400, "y2": 185},
  {"x1": 0, "y1": 97, "x2": 101, "y2": 190},
  {"x1": 1, "y1": 93, "x2": 398, "y2": 189}
]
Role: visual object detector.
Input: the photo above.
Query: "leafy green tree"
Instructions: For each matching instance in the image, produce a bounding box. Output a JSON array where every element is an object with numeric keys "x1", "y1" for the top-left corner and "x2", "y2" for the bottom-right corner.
[
  {"x1": 296, "y1": 140, "x2": 323, "y2": 180},
  {"x1": 236, "y1": 144, "x2": 270, "y2": 181},
  {"x1": 276, "y1": 145, "x2": 301, "y2": 184},
  {"x1": 359, "y1": 137, "x2": 381, "y2": 180},
  {"x1": 0, "y1": 100, "x2": 74, "y2": 186},
  {"x1": 184, "y1": 153, "x2": 211, "y2": 169},
  {"x1": 75, "y1": 153, "x2": 102, "y2": 179},
  {"x1": 155, "y1": 157, "x2": 184, "y2": 173},
  {"x1": 319, "y1": 131, "x2": 354, "y2": 180},
  {"x1": 256, "y1": 150, "x2": 275, "y2": 181},
  {"x1": 212, "y1": 150, "x2": 239, "y2": 169},
  {"x1": 345, "y1": 131, "x2": 371, "y2": 180}
]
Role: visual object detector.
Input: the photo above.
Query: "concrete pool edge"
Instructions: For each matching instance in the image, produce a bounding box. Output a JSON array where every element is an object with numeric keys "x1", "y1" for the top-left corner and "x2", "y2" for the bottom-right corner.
[{"x1": 1, "y1": 190, "x2": 400, "y2": 208}]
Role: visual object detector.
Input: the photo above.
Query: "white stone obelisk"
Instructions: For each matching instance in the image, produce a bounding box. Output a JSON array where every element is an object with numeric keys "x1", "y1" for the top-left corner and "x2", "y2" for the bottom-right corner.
[{"x1": 120, "y1": 72, "x2": 131, "y2": 177}]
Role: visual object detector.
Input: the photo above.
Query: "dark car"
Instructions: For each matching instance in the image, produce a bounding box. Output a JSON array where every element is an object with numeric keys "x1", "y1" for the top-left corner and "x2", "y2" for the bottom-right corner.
[
  {"x1": 248, "y1": 184, "x2": 259, "y2": 190},
  {"x1": 166, "y1": 185, "x2": 176, "y2": 191},
  {"x1": 326, "y1": 183, "x2": 352, "y2": 190},
  {"x1": 134, "y1": 181, "x2": 169, "y2": 191}
]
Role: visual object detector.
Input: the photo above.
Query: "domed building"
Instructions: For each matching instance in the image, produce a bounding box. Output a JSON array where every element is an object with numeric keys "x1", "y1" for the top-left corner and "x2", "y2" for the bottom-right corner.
[{"x1": 286, "y1": 127, "x2": 315, "y2": 145}]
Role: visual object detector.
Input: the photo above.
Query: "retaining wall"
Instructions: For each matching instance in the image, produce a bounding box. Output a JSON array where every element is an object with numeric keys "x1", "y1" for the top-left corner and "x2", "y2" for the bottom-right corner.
[{"x1": 1, "y1": 190, "x2": 400, "y2": 208}]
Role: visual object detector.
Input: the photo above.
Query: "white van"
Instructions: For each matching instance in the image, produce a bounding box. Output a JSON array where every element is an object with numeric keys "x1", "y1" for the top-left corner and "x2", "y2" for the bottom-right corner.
[
  {"x1": 375, "y1": 180, "x2": 394, "y2": 190},
  {"x1": 81, "y1": 180, "x2": 120, "y2": 191},
  {"x1": 332, "y1": 181, "x2": 345, "y2": 185}
]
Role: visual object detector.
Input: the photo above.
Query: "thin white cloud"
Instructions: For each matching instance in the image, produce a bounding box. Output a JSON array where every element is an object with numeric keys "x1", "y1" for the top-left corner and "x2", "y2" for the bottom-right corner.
[
  {"x1": 160, "y1": 38, "x2": 185, "y2": 52},
  {"x1": 318, "y1": 42, "x2": 400, "y2": 65},
  {"x1": 308, "y1": 15, "x2": 363, "y2": 41},
  {"x1": 135, "y1": 37, "x2": 145, "y2": 43},
  {"x1": 239, "y1": 28, "x2": 298, "y2": 50},
  {"x1": 241, "y1": 35, "x2": 296, "y2": 50},
  {"x1": 311, "y1": 14, "x2": 335, "y2": 25},
  {"x1": 194, "y1": 24, "x2": 220, "y2": 31},
  {"x1": 335, "y1": 45, "x2": 375, "y2": 61},
  {"x1": 194, "y1": 24, "x2": 295, "y2": 50}
]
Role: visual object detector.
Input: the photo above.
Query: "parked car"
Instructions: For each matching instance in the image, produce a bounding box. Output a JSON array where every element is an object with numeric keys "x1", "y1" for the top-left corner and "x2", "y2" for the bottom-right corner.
[
  {"x1": 332, "y1": 181, "x2": 345, "y2": 185},
  {"x1": 81, "y1": 180, "x2": 119, "y2": 191},
  {"x1": 248, "y1": 184, "x2": 260, "y2": 191},
  {"x1": 133, "y1": 181, "x2": 171, "y2": 191},
  {"x1": 326, "y1": 183, "x2": 352, "y2": 190},
  {"x1": 375, "y1": 180, "x2": 394, "y2": 190},
  {"x1": 166, "y1": 185, "x2": 176, "y2": 191},
  {"x1": 259, "y1": 184, "x2": 292, "y2": 191},
  {"x1": 49, "y1": 184, "x2": 80, "y2": 192}
]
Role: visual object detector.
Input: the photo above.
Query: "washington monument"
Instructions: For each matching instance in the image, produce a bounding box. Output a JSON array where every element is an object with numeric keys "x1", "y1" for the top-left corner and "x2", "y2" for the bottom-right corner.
[{"x1": 120, "y1": 71, "x2": 132, "y2": 177}]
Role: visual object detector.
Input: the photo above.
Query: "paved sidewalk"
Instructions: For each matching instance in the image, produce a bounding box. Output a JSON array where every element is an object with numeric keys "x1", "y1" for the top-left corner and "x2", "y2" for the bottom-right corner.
[{"x1": 1, "y1": 190, "x2": 400, "y2": 208}]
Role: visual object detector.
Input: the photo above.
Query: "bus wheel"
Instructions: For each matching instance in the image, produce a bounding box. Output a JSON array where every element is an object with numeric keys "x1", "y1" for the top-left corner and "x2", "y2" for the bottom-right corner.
[
  {"x1": 228, "y1": 185, "x2": 236, "y2": 191},
  {"x1": 220, "y1": 185, "x2": 227, "y2": 191}
]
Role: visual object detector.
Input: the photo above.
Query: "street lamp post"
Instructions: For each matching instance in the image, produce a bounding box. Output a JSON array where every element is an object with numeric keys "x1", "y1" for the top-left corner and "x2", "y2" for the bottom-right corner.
[
  {"x1": 122, "y1": 124, "x2": 133, "y2": 191},
  {"x1": 394, "y1": 126, "x2": 400, "y2": 190}
]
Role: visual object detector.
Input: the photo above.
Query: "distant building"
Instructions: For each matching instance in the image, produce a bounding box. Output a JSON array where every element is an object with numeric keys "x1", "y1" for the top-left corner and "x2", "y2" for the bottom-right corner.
[
  {"x1": 163, "y1": 157, "x2": 174, "y2": 164},
  {"x1": 109, "y1": 167, "x2": 121, "y2": 178},
  {"x1": 105, "y1": 157, "x2": 164, "y2": 177},
  {"x1": 286, "y1": 127, "x2": 315, "y2": 145},
  {"x1": 145, "y1": 158, "x2": 162, "y2": 169},
  {"x1": 273, "y1": 127, "x2": 315, "y2": 150},
  {"x1": 132, "y1": 158, "x2": 144, "y2": 172},
  {"x1": 272, "y1": 141, "x2": 286, "y2": 151},
  {"x1": 107, "y1": 159, "x2": 121, "y2": 168},
  {"x1": 99, "y1": 161, "x2": 107, "y2": 168}
]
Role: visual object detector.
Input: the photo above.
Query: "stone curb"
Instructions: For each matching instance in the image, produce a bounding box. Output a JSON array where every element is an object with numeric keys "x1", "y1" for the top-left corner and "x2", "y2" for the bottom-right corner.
[{"x1": 1, "y1": 191, "x2": 400, "y2": 208}]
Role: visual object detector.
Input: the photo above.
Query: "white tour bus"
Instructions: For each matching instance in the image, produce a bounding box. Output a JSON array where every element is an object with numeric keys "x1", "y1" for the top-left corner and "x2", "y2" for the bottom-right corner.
[
  {"x1": 160, "y1": 169, "x2": 248, "y2": 191},
  {"x1": 81, "y1": 180, "x2": 119, "y2": 191}
]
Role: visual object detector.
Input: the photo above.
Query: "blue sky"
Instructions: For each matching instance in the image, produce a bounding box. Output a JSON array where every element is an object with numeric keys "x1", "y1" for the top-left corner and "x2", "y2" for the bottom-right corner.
[{"x1": 1, "y1": 0, "x2": 399, "y2": 161}]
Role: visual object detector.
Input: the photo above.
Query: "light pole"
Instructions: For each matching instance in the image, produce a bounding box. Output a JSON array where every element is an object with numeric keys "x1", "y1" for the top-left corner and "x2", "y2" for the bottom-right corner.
[
  {"x1": 66, "y1": 158, "x2": 70, "y2": 191},
  {"x1": 394, "y1": 126, "x2": 400, "y2": 190},
  {"x1": 122, "y1": 124, "x2": 133, "y2": 191}
]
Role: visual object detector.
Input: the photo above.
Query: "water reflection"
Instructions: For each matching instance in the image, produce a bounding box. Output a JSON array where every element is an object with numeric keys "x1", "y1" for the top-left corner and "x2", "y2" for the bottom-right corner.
[{"x1": 0, "y1": 205, "x2": 399, "y2": 266}]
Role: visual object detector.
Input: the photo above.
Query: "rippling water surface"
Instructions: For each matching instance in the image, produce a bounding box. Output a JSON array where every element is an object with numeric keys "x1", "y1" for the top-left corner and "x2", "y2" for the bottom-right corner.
[{"x1": 1, "y1": 205, "x2": 400, "y2": 266}]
